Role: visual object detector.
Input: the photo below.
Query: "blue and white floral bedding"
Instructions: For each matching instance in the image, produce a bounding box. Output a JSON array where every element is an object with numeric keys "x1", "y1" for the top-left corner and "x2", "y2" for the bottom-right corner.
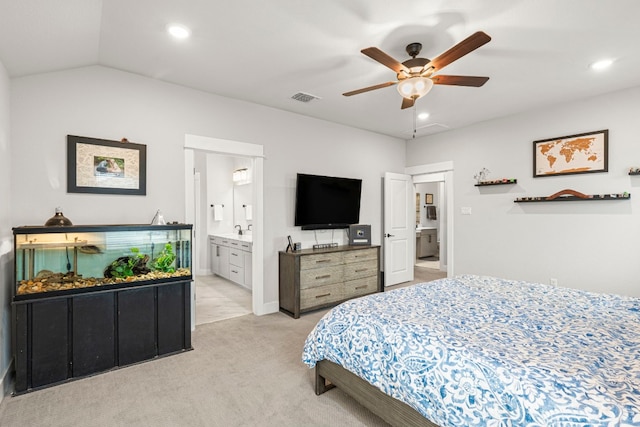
[{"x1": 302, "y1": 275, "x2": 640, "y2": 426}]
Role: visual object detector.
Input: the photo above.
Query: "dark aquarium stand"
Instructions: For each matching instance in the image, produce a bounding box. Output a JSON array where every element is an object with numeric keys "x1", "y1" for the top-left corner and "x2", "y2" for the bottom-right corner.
[{"x1": 12, "y1": 224, "x2": 193, "y2": 394}]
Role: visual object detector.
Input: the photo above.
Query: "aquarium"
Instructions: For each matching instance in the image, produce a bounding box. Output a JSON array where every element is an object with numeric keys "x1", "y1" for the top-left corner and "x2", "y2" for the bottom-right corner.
[{"x1": 13, "y1": 224, "x2": 192, "y2": 300}]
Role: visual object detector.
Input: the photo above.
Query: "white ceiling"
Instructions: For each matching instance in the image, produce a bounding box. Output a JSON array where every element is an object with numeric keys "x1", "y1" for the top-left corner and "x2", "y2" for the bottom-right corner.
[{"x1": 1, "y1": 0, "x2": 639, "y2": 139}]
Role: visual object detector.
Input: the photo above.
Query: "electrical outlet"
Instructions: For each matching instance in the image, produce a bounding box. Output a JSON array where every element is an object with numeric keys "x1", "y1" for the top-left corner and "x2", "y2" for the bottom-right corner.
[
  {"x1": 461, "y1": 207, "x2": 472, "y2": 215},
  {"x1": 550, "y1": 278, "x2": 558, "y2": 286}
]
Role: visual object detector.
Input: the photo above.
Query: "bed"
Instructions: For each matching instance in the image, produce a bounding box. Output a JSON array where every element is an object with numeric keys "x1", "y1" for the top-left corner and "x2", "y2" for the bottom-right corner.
[{"x1": 302, "y1": 275, "x2": 640, "y2": 426}]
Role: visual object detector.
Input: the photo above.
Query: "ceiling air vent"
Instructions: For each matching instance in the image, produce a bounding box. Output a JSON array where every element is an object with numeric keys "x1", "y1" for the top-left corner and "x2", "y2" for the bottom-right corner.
[{"x1": 291, "y1": 92, "x2": 320, "y2": 103}]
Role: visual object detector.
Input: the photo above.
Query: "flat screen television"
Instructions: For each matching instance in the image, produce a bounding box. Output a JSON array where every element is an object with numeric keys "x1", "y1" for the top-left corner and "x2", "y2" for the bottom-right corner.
[{"x1": 294, "y1": 173, "x2": 362, "y2": 230}]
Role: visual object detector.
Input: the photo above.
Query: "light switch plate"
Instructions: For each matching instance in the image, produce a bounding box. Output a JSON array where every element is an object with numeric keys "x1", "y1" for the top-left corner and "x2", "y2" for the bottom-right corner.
[{"x1": 461, "y1": 207, "x2": 472, "y2": 215}]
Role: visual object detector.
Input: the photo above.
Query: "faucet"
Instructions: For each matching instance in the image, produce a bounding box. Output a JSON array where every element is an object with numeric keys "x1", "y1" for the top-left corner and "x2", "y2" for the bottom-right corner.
[
  {"x1": 235, "y1": 225, "x2": 242, "y2": 235},
  {"x1": 247, "y1": 224, "x2": 253, "y2": 231}
]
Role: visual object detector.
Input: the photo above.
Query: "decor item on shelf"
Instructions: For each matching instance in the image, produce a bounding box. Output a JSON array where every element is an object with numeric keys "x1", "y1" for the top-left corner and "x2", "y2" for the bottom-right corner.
[
  {"x1": 473, "y1": 167, "x2": 490, "y2": 184},
  {"x1": 67, "y1": 135, "x2": 147, "y2": 195},
  {"x1": 514, "y1": 188, "x2": 630, "y2": 203},
  {"x1": 151, "y1": 209, "x2": 166, "y2": 225},
  {"x1": 44, "y1": 207, "x2": 73, "y2": 226},
  {"x1": 533, "y1": 129, "x2": 608, "y2": 178},
  {"x1": 475, "y1": 178, "x2": 517, "y2": 186},
  {"x1": 629, "y1": 167, "x2": 640, "y2": 175}
]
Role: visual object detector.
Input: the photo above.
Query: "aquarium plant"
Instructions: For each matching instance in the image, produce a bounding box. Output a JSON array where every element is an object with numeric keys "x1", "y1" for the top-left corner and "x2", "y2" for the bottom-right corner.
[
  {"x1": 106, "y1": 247, "x2": 148, "y2": 278},
  {"x1": 151, "y1": 243, "x2": 176, "y2": 273}
]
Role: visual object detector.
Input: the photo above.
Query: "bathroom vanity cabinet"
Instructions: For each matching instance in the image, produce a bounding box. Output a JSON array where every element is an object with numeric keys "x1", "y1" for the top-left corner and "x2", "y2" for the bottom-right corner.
[{"x1": 210, "y1": 234, "x2": 252, "y2": 289}]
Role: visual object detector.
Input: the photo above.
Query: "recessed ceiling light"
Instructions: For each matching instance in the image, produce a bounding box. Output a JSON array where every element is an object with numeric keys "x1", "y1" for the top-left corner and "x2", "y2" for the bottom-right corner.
[
  {"x1": 167, "y1": 24, "x2": 191, "y2": 39},
  {"x1": 418, "y1": 112, "x2": 430, "y2": 120},
  {"x1": 590, "y1": 59, "x2": 614, "y2": 71}
]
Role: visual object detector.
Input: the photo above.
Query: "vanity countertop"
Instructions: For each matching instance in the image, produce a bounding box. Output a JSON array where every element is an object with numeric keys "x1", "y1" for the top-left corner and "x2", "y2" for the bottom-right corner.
[
  {"x1": 211, "y1": 233, "x2": 253, "y2": 243},
  {"x1": 416, "y1": 227, "x2": 436, "y2": 231}
]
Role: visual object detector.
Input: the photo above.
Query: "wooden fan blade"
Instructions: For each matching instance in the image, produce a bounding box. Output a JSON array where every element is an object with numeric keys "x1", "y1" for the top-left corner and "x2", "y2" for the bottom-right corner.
[
  {"x1": 431, "y1": 75, "x2": 489, "y2": 87},
  {"x1": 342, "y1": 81, "x2": 397, "y2": 97},
  {"x1": 361, "y1": 47, "x2": 410, "y2": 74},
  {"x1": 401, "y1": 97, "x2": 414, "y2": 109},
  {"x1": 427, "y1": 31, "x2": 491, "y2": 72}
]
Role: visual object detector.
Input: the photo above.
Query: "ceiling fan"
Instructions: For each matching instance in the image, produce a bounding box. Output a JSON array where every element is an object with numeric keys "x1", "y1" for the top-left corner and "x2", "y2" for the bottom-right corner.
[{"x1": 343, "y1": 31, "x2": 491, "y2": 109}]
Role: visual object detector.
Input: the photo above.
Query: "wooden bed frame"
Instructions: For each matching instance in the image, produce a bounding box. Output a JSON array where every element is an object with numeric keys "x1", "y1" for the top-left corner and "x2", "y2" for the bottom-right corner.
[{"x1": 315, "y1": 359, "x2": 440, "y2": 427}]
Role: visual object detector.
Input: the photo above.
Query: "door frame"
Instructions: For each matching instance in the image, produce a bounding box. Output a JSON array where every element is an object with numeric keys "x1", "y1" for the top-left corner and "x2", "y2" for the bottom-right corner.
[
  {"x1": 405, "y1": 161, "x2": 454, "y2": 277},
  {"x1": 184, "y1": 134, "x2": 266, "y2": 321}
]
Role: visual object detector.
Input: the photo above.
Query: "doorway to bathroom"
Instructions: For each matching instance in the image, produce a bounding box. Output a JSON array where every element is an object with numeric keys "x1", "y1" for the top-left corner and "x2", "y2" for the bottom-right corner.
[{"x1": 184, "y1": 134, "x2": 265, "y2": 328}]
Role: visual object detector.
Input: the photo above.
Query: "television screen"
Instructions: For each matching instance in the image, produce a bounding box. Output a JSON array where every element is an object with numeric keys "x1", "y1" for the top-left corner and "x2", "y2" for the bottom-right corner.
[{"x1": 294, "y1": 173, "x2": 362, "y2": 230}]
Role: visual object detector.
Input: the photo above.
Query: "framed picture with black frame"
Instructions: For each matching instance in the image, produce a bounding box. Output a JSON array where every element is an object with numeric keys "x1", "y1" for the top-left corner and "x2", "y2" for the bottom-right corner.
[
  {"x1": 67, "y1": 135, "x2": 147, "y2": 195},
  {"x1": 533, "y1": 129, "x2": 608, "y2": 178}
]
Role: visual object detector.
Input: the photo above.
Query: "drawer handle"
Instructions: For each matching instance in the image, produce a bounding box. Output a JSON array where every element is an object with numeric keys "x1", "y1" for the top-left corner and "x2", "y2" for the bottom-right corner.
[
  {"x1": 315, "y1": 293, "x2": 331, "y2": 298},
  {"x1": 315, "y1": 259, "x2": 331, "y2": 264},
  {"x1": 316, "y1": 274, "x2": 331, "y2": 280},
  {"x1": 232, "y1": 253, "x2": 238, "y2": 257},
  {"x1": 354, "y1": 269, "x2": 368, "y2": 273},
  {"x1": 355, "y1": 285, "x2": 367, "y2": 290}
]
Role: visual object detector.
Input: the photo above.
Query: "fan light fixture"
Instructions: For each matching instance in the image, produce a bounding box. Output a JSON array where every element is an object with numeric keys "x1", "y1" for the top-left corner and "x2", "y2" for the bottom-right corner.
[{"x1": 397, "y1": 77, "x2": 434, "y2": 100}]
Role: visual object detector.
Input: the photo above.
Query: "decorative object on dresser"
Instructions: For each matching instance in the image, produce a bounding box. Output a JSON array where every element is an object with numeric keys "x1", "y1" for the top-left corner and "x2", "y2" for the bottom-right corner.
[
  {"x1": 348, "y1": 224, "x2": 371, "y2": 246},
  {"x1": 279, "y1": 245, "x2": 381, "y2": 319}
]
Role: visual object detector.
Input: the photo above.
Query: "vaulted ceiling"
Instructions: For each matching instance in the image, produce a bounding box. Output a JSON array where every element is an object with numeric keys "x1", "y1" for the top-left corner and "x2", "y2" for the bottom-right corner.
[{"x1": 1, "y1": 0, "x2": 639, "y2": 139}]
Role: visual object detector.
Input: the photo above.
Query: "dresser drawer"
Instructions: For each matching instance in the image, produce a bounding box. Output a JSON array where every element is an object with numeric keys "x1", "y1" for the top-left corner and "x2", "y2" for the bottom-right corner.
[
  {"x1": 343, "y1": 259, "x2": 378, "y2": 281},
  {"x1": 300, "y1": 252, "x2": 343, "y2": 270},
  {"x1": 300, "y1": 265, "x2": 343, "y2": 289},
  {"x1": 229, "y1": 248, "x2": 244, "y2": 268},
  {"x1": 343, "y1": 248, "x2": 378, "y2": 264},
  {"x1": 344, "y1": 276, "x2": 378, "y2": 298},
  {"x1": 300, "y1": 283, "x2": 344, "y2": 310}
]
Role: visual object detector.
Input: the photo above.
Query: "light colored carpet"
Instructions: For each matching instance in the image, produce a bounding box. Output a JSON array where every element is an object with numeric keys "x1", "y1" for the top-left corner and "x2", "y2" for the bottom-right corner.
[
  {"x1": 0, "y1": 311, "x2": 392, "y2": 427},
  {"x1": 0, "y1": 268, "x2": 446, "y2": 427}
]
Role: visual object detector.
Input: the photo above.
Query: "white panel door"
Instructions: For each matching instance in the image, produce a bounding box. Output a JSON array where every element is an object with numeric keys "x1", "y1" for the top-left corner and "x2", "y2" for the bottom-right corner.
[{"x1": 383, "y1": 172, "x2": 414, "y2": 286}]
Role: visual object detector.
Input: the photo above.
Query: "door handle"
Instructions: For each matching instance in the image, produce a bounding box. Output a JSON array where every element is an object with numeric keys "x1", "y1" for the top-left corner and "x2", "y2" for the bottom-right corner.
[{"x1": 385, "y1": 233, "x2": 395, "y2": 238}]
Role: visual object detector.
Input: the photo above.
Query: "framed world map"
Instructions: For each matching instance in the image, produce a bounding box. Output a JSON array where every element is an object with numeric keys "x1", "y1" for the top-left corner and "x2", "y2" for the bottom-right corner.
[{"x1": 533, "y1": 129, "x2": 608, "y2": 178}]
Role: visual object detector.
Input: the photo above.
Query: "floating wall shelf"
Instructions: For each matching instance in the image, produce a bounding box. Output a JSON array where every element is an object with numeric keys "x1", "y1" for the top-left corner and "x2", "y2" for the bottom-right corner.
[
  {"x1": 475, "y1": 179, "x2": 517, "y2": 187},
  {"x1": 629, "y1": 171, "x2": 640, "y2": 176},
  {"x1": 515, "y1": 193, "x2": 630, "y2": 203}
]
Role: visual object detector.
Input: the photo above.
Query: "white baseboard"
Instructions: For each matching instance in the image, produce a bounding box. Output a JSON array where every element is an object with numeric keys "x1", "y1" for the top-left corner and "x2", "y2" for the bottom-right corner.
[{"x1": 262, "y1": 300, "x2": 279, "y2": 315}]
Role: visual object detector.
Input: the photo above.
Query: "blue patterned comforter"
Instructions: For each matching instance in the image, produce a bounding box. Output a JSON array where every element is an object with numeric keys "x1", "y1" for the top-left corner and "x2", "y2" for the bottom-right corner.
[{"x1": 302, "y1": 275, "x2": 640, "y2": 426}]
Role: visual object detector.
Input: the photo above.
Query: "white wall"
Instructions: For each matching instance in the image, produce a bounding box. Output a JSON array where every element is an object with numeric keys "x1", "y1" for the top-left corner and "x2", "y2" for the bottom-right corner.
[
  {"x1": 10, "y1": 65, "x2": 407, "y2": 309},
  {"x1": 407, "y1": 86, "x2": 640, "y2": 297},
  {"x1": 0, "y1": 59, "x2": 11, "y2": 401}
]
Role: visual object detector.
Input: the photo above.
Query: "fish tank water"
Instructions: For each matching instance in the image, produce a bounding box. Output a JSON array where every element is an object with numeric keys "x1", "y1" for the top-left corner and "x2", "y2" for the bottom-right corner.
[{"x1": 13, "y1": 224, "x2": 192, "y2": 299}]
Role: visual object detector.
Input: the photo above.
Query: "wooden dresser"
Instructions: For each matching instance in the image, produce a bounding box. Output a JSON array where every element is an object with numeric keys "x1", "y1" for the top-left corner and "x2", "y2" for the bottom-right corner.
[{"x1": 279, "y1": 245, "x2": 381, "y2": 318}]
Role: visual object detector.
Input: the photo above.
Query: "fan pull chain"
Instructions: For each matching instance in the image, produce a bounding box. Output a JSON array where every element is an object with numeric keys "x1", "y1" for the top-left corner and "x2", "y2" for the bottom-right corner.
[{"x1": 412, "y1": 104, "x2": 417, "y2": 139}]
